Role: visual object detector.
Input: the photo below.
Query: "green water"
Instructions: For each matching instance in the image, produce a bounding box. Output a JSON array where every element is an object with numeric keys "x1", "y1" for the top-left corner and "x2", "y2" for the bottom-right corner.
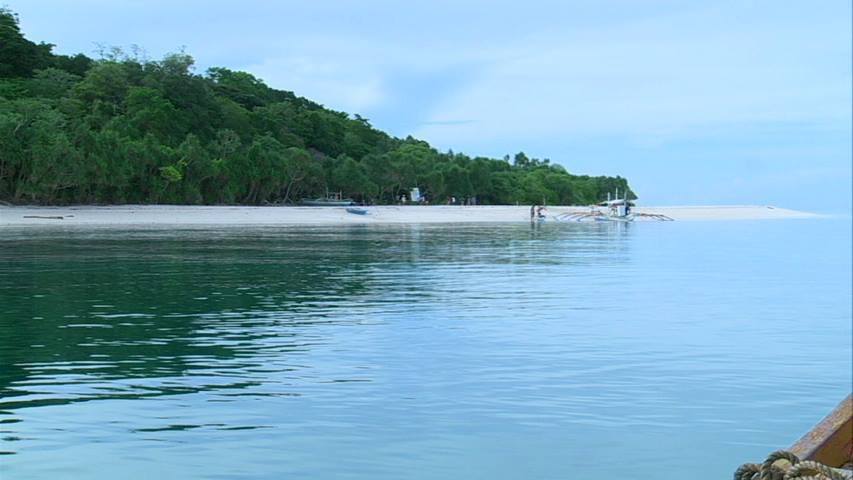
[{"x1": 1, "y1": 220, "x2": 850, "y2": 479}]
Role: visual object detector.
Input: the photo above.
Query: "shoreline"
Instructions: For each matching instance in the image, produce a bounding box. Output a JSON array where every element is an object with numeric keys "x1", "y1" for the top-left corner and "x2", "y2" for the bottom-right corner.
[{"x1": 0, "y1": 204, "x2": 820, "y2": 226}]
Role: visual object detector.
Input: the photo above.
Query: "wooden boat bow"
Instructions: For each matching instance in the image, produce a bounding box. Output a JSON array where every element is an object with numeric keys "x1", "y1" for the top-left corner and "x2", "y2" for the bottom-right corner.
[
  {"x1": 790, "y1": 394, "x2": 853, "y2": 468},
  {"x1": 734, "y1": 395, "x2": 852, "y2": 479}
]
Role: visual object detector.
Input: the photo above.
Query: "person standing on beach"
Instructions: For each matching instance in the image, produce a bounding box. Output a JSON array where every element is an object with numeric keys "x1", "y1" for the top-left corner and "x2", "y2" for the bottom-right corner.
[{"x1": 530, "y1": 205, "x2": 536, "y2": 221}]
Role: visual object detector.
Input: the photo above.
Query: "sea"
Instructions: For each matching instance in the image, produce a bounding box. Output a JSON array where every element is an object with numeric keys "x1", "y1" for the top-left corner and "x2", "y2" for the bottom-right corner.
[{"x1": 1, "y1": 218, "x2": 850, "y2": 479}]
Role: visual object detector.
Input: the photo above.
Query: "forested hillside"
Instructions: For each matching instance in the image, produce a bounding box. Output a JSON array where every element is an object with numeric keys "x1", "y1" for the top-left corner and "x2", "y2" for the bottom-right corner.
[{"x1": 0, "y1": 9, "x2": 635, "y2": 205}]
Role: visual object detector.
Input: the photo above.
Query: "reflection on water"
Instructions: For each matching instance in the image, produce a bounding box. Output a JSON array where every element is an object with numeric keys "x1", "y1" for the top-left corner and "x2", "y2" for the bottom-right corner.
[{"x1": 0, "y1": 221, "x2": 850, "y2": 479}]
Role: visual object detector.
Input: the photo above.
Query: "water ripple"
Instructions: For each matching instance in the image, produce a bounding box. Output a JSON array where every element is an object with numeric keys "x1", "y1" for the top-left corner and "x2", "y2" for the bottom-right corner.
[{"x1": 0, "y1": 221, "x2": 850, "y2": 479}]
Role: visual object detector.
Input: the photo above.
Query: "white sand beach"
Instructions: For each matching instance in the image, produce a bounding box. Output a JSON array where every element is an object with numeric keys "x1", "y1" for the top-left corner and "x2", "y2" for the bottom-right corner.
[{"x1": 0, "y1": 204, "x2": 819, "y2": 226}]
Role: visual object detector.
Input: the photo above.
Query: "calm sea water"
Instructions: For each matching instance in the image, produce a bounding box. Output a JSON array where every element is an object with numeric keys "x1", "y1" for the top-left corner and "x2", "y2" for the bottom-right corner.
[{"x1": 1, "y1": 219, "x2": 850, "y2": 479}]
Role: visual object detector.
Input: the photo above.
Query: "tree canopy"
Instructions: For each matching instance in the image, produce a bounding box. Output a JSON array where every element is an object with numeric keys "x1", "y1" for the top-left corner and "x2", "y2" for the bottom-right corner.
[{"x1": 0, "y1": 9, "x2": 635, "y2": 205}]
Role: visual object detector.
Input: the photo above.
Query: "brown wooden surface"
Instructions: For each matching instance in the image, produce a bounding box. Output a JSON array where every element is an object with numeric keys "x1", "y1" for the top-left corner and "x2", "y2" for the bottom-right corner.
[{"x1": 789, "y1": 394, "x2": 853, "y2": 467}]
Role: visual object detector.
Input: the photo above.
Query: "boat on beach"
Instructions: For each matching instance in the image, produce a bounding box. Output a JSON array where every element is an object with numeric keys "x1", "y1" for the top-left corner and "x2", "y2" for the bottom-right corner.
[
  {"x1": 300, "y1": 192, "x2": 356, "y2": 207},
  {"x1": 345, "y1": 207, "x2": 368, "y2": 215},
  {"x1": 554, "y1": 189, "x2": 674, "y2": 223}
]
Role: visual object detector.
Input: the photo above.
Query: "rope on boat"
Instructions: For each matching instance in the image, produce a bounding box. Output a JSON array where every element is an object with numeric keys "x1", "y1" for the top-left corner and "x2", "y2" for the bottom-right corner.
[{"x1": 734, "y1": 450, "x2": 852, "y2": 480}]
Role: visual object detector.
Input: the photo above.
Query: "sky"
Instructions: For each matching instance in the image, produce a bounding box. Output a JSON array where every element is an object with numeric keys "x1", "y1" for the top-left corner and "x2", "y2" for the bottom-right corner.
[{"x1": 7, "y1": 0, "x2": 851, "y2": 212}]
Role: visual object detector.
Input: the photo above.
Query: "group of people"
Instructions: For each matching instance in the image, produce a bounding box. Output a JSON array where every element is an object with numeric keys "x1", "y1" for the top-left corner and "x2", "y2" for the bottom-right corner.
[{"x1": 530, "y1": 205, "x2": 547, "y2": 222}]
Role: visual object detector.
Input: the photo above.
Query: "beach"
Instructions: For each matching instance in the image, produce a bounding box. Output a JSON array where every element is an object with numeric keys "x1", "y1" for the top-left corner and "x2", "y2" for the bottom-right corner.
[{"x1": 0, "y1": 204, "x2": 819, "y2": 226}]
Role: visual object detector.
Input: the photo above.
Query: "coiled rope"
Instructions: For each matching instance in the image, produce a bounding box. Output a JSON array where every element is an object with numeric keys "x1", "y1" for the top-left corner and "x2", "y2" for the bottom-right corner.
[{"x1": 734, "y1": 450, "x2": 852, "y2": 480}]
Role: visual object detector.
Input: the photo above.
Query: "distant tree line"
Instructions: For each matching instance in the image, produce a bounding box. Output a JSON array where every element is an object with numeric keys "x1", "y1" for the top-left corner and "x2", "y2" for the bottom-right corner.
[{"x1": 0, "y1": 9, "x2": 635, "y2": 205}]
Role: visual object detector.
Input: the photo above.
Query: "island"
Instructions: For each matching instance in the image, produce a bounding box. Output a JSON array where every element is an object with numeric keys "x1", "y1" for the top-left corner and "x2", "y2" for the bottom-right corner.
[{"x1": 0, "y1": 8, "x2": 632, "y2": 208}]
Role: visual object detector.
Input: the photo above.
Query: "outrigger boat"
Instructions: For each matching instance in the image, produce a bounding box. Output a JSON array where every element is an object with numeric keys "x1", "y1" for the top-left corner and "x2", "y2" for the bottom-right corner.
[
  {"x1": 300, "y1": 191, "x2": 356, "y2": 207},
  {"x1": 555, "y1": 188, "x2": 674, "y2": 223}
]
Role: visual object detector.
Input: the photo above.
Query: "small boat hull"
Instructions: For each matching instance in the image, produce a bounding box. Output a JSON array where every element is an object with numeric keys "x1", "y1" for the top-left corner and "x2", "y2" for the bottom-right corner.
[
  {"x1": 592, "y1": 215, "x2": 633, "y2": 223},
  {"x1": 301, "y1": 199, "x2": 356, "y2": 206}
]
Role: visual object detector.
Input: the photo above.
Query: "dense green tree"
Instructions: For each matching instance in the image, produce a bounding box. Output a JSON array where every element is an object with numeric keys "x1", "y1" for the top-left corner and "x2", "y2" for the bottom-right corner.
[
  {"x1": 441, "y1": 163, "x2": 472, "y2": 201},
  {"x1": 0, "y1": 9, "x2": 635, "y2": 206},
  {"x1": 52, "y1": 53, "x2": 93, "y2": 77},
  {"x1": 74, "y1": 62, "x2": 130, "y2": 106},
  {"x1": 124, "y1": 86, "x2": 182, "y2": 143},
  {"x1": 331, "y1": 155, "x2": 375, "y2": 202},
  {"x1": 28, "y1": 68, "x2": 81, "y2": 98},
  {"x1": 279, "y1": 147, "x2": 319, "y2": 204},
  {"x1": 0, "y1": 9, "x2": 53, "y2": 78}
]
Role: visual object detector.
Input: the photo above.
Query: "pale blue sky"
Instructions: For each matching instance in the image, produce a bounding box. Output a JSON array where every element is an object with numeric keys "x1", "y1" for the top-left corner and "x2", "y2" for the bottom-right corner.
[{"x1": 8, "y1": 0, "x2": 851, "y2": 211}]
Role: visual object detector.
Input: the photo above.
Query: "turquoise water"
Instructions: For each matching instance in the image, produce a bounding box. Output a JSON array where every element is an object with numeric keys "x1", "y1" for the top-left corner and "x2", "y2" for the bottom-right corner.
[{"x1": 1, "y1": 219, "x2": 850, "y2": 479}]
